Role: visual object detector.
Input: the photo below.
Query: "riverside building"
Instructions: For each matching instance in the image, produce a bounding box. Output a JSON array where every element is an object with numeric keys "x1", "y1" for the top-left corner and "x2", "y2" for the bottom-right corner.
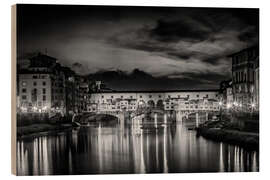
[
  {"x1": 229, "y1": 46, "x2": 259, "y2": 112},
  {"x1": 18, "y1": 53, "x2": 66, "y2": 114}
]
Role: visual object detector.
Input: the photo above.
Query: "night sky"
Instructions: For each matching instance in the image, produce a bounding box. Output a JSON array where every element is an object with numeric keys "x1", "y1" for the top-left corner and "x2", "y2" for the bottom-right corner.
[{"x1": 17, "y1": 4, "x2": 259, "y2": 90}]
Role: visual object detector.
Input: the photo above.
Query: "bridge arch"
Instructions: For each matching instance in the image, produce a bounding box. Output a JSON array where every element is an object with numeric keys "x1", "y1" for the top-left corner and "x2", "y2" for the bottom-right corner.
[
  {"x1": 156, "y1": 100, "x2": 164, "y2": 110},
  {"x1": 147, "y1": 100, "x2": 155, "y2": 109}
]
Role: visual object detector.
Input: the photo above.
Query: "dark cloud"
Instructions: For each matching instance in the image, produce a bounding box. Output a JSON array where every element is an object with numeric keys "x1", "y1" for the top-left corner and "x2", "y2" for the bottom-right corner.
[
  {"x1": 166, "y1": 52, "x2": 190, "y2": 60},
  {"x1": 179, "y1": 72, "x2": 230, "y2": 83},
  {"x1": 17, "y1": 5, "x2": 259, "y2": 90},
  {"x1": 201, "y1": 57, "x2": 221, "y2": 65},
  {"x1": 238, "y1": 29, "x2": 259, "y2": 43},
  {"x1": 105, "y1": 8, "x2": 258, "y2": 68},
  {"x1": 149, "y1": 19, "x2": 212, "y2": 43}
]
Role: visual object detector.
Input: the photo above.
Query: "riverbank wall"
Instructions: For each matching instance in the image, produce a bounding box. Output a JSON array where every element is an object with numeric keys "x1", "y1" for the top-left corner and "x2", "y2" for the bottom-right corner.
[
  {"x1": 197, "y1": 127, "x2": 259, "y2": 150},
  {"x1": 220, "y1": 111, "x2": 259, "y2": 133},
  {"x1": 17, "y1": 123, "x2": 73, "y2": 139},
  {"x1": 231, "y1": 112, "x2": 259, "y2": 133}
]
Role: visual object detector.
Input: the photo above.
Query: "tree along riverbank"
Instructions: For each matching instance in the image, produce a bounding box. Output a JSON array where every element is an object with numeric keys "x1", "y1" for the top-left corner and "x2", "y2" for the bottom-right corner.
[
  {"x1": 196, "y1": 120, "x2": 259, "y2": 150},
  {"x1": 17, "y1": 113, "x2": 119, "y2": 138},
  {"x1": 17, "y1": 113, "x2": 74, "y2": 139}
]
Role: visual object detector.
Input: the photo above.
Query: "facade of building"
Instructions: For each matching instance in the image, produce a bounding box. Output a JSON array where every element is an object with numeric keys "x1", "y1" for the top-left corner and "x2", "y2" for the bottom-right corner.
[
  {"x1": 60, "y1": 66, "x2": 78, "y2": 115},
  {"x1": 226, "y1": 87, "x2": 233, "y2": 107},
  {"x1": 253, "y1": 56, "x2": 259, "y2": 111},
  {"x1": 18, "y1": 53, "x2": 66, "y2": 114},
  {"x1": 229, "y1": 46, "x2": 259, "y2": 111},
  {"x1": 19, "y1": 72, "x2": 53, "y2": 113}
]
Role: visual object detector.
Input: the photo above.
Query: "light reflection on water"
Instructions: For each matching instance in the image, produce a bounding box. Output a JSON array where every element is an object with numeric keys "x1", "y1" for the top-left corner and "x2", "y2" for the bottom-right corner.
[{"x1": 17, "y1": 121, "x2": 259, "y2": 175}]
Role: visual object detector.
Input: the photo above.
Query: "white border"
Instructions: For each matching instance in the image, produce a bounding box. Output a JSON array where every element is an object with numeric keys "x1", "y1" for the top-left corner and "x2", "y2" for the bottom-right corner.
[{"x1": 1, "y1": 0, "x2": 269, "y2": 179}]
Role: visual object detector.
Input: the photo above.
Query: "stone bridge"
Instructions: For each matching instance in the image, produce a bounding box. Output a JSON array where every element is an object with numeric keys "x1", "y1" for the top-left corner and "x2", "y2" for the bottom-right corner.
[{"x1": 88, "y1": 90, "x2": 220, "y2": 124}]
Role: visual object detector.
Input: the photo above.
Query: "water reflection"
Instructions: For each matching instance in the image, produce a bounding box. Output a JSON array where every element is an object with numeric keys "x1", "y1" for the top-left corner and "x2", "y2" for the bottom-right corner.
[{"x1": 17, "y1": 121, "x2": 259, "y2": 175}]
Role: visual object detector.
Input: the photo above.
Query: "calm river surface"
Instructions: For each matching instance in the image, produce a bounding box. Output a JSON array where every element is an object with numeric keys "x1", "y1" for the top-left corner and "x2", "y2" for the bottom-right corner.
[{"x1": 17, "y1": 121, "x2": 259, "y2": 175}]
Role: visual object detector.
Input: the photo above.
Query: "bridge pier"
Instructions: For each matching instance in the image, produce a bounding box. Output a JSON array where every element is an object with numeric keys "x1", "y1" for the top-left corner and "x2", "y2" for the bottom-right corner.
[
  {"x1": 176, "y1": 111, "x2": 183, "y2": 122},
  {"x1": 164, "y1": 114, "x2": 167, "y2": 124},
  {"x1": 116, "y1": 112, "x2": 125, "y2": 128},
  {"x1": 196, "y1": 112, "x2": 199, "y2": 128}
]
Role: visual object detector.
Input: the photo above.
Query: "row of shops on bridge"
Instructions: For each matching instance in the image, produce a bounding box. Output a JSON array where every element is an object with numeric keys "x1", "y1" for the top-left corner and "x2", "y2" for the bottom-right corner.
[{"x1": 87, "y1": 91, "x2": 221, "y2": 113}]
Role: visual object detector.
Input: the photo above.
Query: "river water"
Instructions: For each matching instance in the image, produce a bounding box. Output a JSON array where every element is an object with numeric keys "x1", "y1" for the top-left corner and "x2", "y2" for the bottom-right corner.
[{"x1": 17, "y1": 120, "x2": 259, "y2": 175}]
